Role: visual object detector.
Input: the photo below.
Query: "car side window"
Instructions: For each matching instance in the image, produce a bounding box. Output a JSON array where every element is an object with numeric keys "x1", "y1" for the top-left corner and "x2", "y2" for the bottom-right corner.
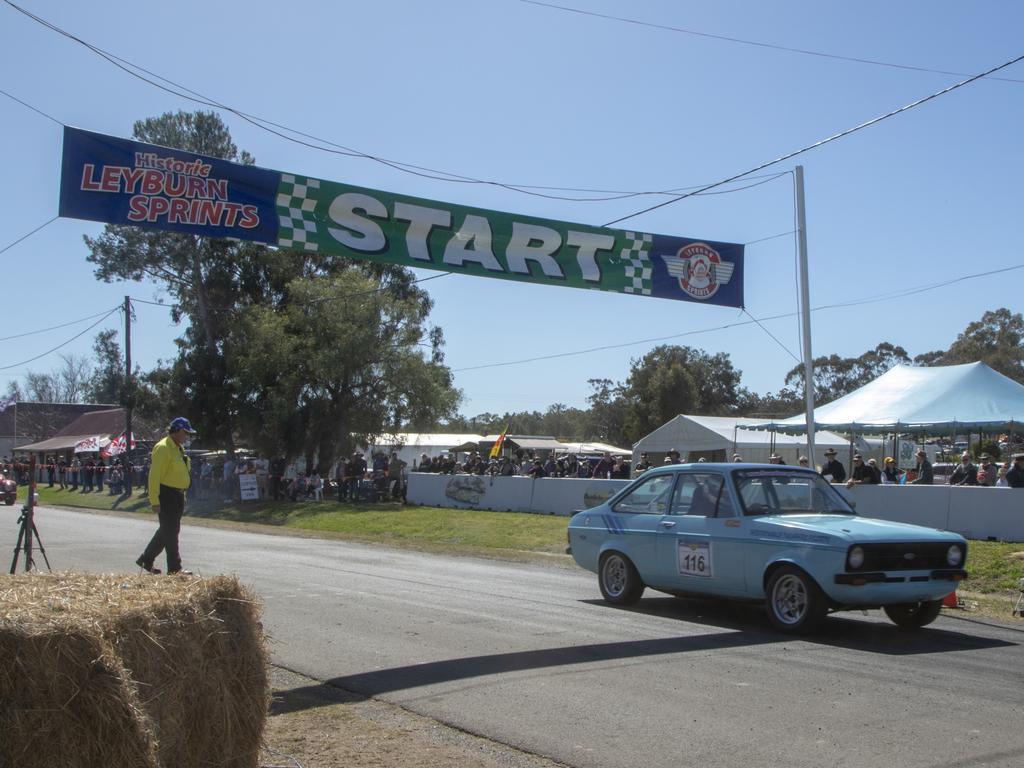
[
  {"x1": 671, "y1": 473, "x2": 733, "y2": 517},
  {"x1": 612, "y1": 473, "x2": 676, "y2": 515}
]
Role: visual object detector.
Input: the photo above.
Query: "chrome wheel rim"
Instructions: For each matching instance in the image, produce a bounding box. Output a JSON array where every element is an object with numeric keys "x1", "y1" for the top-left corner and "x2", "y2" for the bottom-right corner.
[
  {"x1": 602, "y1": 555, "x2": 628, "y2": 598},
  {"x1": 772, "y1": 574, "x2": 807, "y2": 625}
]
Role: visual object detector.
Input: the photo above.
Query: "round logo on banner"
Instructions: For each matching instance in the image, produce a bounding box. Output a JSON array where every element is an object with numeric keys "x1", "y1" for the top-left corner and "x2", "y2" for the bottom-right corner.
[{"x1": 677, "y1": 243, "x2": 723, "y2": 300}]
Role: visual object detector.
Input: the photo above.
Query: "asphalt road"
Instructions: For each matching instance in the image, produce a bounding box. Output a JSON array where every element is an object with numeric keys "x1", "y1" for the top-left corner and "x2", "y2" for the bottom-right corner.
[{"x1": 13, "y1": 505, "x2": 1024, "y2": 768}]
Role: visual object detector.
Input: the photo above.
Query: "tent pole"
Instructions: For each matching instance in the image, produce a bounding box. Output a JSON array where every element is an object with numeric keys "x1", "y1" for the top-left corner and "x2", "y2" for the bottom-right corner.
[{"x1": 795, "y1": 165, "x2": 816, "y2": 461}]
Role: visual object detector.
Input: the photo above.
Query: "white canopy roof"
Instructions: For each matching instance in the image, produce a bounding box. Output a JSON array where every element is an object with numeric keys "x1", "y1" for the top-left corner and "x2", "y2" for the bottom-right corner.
[
  {"x1": 749, "y1": 362, "x2": 1024, "y2": 434},
  {"x1": 558, "y1": 441, "x2": 632, "y2": 456},
  {"x1": 373, "y1": 432, "x2": 485, "y2": 448}
]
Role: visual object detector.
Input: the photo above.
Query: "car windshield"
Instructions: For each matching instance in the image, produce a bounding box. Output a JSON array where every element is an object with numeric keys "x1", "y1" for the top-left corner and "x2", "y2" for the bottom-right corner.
[{"x1": 734, "y1": 470, "x2": 855, "y2": 516}]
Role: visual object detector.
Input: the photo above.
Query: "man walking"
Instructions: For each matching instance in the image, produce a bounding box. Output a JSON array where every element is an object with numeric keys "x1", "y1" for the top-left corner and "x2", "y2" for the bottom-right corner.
[{"x1": 136, "y1": 417, "x2": 196, "y2": 575}]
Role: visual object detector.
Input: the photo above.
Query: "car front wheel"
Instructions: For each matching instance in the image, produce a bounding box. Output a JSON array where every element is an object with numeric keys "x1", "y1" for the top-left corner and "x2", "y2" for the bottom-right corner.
[
  {"x1": 883, "y1": 599, "x2": 943, "y2": 630},
  {"x1": 599, "y1": 552, "x2": 644, "y2": 606},
  {"x1": 766, "y1": 565, "x2": 827, "y2": 633}
]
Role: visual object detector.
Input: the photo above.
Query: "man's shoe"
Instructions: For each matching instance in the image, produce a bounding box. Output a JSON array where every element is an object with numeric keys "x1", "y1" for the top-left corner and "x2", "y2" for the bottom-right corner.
[
  {"x1": 168, "y1": 569, "x2": 193, "y2": 576},
  {"x1": 135, "y1": 557, "x2": 161, "y2": 574}
]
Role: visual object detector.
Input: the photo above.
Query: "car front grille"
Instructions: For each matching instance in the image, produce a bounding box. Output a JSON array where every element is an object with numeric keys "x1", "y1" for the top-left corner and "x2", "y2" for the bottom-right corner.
[{"x1": 857, "y1": 542, "x2": 958, "y2": 571}]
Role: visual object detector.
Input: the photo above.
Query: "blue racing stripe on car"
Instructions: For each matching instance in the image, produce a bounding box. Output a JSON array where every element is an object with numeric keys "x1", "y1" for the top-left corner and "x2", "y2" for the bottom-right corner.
[{"x1": 602, "y1": 514, "x2": 624, "y2": 534}]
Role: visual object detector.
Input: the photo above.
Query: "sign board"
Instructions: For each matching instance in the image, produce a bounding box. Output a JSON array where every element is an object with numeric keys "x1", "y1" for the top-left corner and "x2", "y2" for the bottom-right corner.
[
  {"x1": 59, "y1": 127, "x2": 745, "y2": 308},
  {"x1": 238, "y1": 473, "x2": 259, "y2": 501}
]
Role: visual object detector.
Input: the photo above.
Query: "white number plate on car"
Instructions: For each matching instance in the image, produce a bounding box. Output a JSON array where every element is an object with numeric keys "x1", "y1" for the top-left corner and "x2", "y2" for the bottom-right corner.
[{"x1": 676, "y1": 540, "x2": 713, "y2": 578}]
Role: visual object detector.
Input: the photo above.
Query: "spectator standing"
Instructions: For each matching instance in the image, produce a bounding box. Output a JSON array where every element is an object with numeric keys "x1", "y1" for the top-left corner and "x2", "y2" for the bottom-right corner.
[
  {"x1": 46, "y1": 456, "x2": 55, "y2": 487},
  {"x1": 592, "y1": 452, "x2": 615, "y2": 479},
  {"x1": 911, "y1": 449, "x2": 933, "y2": 484},
  {"x1": 387, "y1": 452, "x2": 407, "y2": 500},
  {"x1": 1005, "y1": 453, "x2": 1024, "y2": 488},
  {"x1": 634, "y1": 453, "x2": 652, "y2": 474},
  {"x1": 58, "y1": 457, "x2": 67, "y2": 489},
  {"x1": 222, "y1": 455, "x2": 236, "y2": 501},
  {"x1": 881, "y1": 457, "x2": 902, "y2": 484},
  {"x1": 866, "y1": 458, "x2": 882, "y2": 483},
  {"x1": 526, "y1": 458, "x2": 547, "y2": 478},
  {"x1": 96, "y1": 457, "x2": 105, "y2": 492},
  {"x1": 667, "y1": 448, "x2": 682, "y2": 465},
  {"x1": 977, "y1": 454, "x2": 999, "y2": 487},
  {"x1": 846, "y1": 454, "x2": 878, "y2": 487},
  {"x1": 820, "y1": 448, "x2": 846, "y2": 483},
  {"x1": 70, "y1": 457, "x2": 80, "y2": 490},
  {"x1": 949, "y1": 452, "x2": 979, "y2": 486}
]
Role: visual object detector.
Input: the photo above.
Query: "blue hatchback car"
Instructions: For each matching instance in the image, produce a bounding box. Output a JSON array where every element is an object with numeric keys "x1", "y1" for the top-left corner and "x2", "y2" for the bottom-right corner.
[{"x1": 567, "y1": 463, "x2": 967, "y2": 633}]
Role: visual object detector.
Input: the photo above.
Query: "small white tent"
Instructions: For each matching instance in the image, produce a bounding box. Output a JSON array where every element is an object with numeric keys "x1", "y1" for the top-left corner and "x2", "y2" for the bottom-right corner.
[{"x1": 633, "y1": 414, "x2": 859, "y2": 468}]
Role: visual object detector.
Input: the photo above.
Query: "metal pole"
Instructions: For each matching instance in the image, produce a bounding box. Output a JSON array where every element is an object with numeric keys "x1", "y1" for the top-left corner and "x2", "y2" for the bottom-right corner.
[
  {"x1": 795, "y1": 166, "x2": 816, "y2": 460},
  {"x1": 124, "y1": 296, "x2": 133, "y2": 493}
]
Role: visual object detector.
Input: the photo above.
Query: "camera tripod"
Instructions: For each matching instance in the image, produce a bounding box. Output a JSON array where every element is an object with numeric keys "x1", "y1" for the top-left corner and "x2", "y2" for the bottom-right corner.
[
  {"x1": 10, "y1": 503, "x2": 50, "y2": 573},
  {"x1": 9, "y1": 454, "x2": 50, "y2": 574}
]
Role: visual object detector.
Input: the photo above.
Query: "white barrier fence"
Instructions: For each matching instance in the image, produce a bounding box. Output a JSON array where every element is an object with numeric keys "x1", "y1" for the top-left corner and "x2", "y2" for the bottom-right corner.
[{"x1": 407, "y1": 473, "x2": 1024, "y2": 541}]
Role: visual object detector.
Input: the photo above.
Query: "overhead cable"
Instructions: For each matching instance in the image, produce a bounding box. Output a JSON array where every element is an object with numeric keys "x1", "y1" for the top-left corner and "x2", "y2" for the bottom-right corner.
[
  {"x1": 0, "y1": 215, "x2": 58, "y2": 256},
  {"x1": 0, "y1": 306, "x2": 120, "y2": 371},
  {"x1": 0, "y1": 308, "x2": 125, "y2": 343},
  {"x1": 452, "y1": 261, "x2": 1024, "y2": 372},
  {"x1": 1, "y1": 0, "x2": 786, "y2": 204},
  {"x1": 602, "y1": 51, "x2": 1024, "y2": 226},
  {"x1": 522, "y1": 0, "x2": 1024, "y2": 85}
]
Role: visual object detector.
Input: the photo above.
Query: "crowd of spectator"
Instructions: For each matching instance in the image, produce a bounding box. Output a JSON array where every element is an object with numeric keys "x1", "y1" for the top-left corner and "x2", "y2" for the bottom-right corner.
[
  {"x1": 3, "y1": 455, "x2": 152, "y2": 495},
  {"x1": 413, "y1": 450, "x2": 638, "y2": 479}
]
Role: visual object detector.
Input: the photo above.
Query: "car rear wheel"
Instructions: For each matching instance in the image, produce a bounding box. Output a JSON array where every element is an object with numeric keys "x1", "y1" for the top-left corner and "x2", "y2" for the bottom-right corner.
[
  {"x1": 599, "y1": 552, "x2": 644, "y2": 606},
  {"x1": 883, "y1": 599, "x2": 943, "y2": 630},
  {"x1": 766, "y1": 565, "x2": 826, "y2": 633}
]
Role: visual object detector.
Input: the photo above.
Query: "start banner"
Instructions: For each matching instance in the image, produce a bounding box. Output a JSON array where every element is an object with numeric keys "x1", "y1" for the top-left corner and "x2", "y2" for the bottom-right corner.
[{"x1": 59, "y1": 127, "x2": 744, "y2": 307}]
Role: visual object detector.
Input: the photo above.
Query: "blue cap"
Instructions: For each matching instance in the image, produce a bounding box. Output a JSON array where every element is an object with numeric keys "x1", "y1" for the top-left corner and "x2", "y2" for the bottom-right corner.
[{"x1": 168, "y1": 417, "x2": 198, "y2": 434}]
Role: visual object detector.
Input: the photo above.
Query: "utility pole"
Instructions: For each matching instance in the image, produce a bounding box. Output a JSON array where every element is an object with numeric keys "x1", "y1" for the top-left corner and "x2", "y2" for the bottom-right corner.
[
  {"x1": 124, "y1": 295, "x2": 133, "y2": 493},
  {"x1": 795, "y1": 166, "x2": 816, "y2": 462}
]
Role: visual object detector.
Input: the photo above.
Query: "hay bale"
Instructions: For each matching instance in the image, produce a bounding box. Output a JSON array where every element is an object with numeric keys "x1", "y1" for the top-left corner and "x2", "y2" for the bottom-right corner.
[{"x1": 0, "y1": 573, "x2": 269, "y2": 768}]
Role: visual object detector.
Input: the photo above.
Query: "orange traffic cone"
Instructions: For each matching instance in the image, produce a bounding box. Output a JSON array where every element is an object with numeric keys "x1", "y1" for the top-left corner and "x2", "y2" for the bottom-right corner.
[{"x1": 942, "y1": 590, "x2": 959, "y2": 608}]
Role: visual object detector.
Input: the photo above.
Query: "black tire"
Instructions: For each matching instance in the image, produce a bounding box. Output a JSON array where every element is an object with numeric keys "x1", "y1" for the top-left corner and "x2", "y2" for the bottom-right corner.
[
  {"x1": 883, "y1": 599, "x2": 943, "y2": 630},
  {"x1": 765, "y1": 565, "x2": 827, "y2": 633},
  {"x1": 599, "y1": 552, "x2": 645, "y2": 606},
  {"x1": 4, "y1": 497, "x2": 13, "y2": 506}
]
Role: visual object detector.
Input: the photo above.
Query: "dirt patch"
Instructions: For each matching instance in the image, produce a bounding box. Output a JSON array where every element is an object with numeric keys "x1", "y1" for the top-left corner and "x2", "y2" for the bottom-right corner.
[{"x1": 262, "y1": 666, "x2": 567, "y2": 768}]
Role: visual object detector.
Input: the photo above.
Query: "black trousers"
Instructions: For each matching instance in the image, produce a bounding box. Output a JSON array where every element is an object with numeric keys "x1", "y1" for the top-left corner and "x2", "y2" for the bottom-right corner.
[{"x1": 141, "y1": 485, "x2": 186, "y2": 572}]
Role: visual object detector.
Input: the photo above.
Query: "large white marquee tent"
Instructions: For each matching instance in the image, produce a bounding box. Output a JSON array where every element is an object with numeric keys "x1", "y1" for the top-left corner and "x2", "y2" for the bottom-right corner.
[{"x1": 749, "y1": 362, "x2": 1024, "y2": 435}]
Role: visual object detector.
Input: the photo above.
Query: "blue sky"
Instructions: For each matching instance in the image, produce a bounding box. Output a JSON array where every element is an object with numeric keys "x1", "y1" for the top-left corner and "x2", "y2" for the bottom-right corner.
[{"x1": 1, "y1": 0, "x2": 1021, "y2": 416}]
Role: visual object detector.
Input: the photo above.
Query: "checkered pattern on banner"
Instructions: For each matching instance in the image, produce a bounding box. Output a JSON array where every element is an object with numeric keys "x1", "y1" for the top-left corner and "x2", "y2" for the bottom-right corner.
[
  {"x1": 621, "y1": 231, "x2": 653, "y2": 295},
  {"x1": 277, "y1": 174, "x2": 320, "y2": 250}
]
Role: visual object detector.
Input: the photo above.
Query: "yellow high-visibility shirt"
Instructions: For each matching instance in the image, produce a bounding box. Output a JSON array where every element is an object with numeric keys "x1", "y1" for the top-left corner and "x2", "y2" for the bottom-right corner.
[{"x1": 148, "y1": 435, "x2": 191, "y2": 505}]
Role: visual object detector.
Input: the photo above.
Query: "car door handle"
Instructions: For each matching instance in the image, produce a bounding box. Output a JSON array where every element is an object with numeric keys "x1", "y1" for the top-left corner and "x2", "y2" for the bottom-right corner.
[{"x1": 660, "y1": 520, "x2": 676, "y2": 528}]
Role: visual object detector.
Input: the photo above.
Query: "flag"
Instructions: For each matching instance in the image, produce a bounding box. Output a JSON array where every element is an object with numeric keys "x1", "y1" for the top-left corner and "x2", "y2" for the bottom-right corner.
[
  {"x1": 0, "y1": 394, "x2": 16, "y2": 413},
  {"x1": 489, "y1": 425, "x2": 510, "y2": 460}
]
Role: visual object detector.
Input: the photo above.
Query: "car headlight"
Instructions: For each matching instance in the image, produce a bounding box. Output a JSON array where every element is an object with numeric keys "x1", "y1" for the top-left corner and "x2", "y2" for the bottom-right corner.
[
  {"x1": 847, "y1": 545, "x2": 865, "y2": 570},
  {"x1": 946, "y1": 544, "x2": 964, "y2": 567}
]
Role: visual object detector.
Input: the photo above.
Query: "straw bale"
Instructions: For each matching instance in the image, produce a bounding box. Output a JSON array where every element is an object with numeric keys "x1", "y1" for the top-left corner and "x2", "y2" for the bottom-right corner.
[{"x1": 0, "y1": 572, "x2": 269, "y2": 768}]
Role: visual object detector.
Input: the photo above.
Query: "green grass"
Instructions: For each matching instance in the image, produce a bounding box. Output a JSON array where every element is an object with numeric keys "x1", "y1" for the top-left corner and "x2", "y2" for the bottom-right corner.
[{"x1": 30, "y1": 484, "x2": 570, "y2": 557}]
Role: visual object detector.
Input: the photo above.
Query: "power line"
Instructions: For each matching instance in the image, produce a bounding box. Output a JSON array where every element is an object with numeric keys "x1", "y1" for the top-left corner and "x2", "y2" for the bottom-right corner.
[
  {"x1": 0, "y1": 308, "x2": 124, "y2": 343},
  {"x1": 0, "y1": 0, "x2": 787, "y2": 205},
  {"x1": 602, "y1": 51, "x2": 1024, "y2": 227},
  {"x1": 452, "y1": 261, "x2": 1024, "y2": 372},
  {"x1": 0, "y1": 215, "x2": 58, "y2": 256},
  {"x1": 0, "y1": 306, "x2": 120, "y2": 371},
  {"x1": 521, "y1": 0, "x2": 1024, "y2": 85},
  {"x1": 0, "y1": 86, "x2": 62, "y2": 125}
]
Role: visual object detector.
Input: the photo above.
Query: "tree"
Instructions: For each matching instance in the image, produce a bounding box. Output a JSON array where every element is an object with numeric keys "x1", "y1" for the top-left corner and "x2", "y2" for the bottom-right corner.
[
  {"x1": 914, "y1": 308, "x2": 1024, "y2": 384},
  {"x1": 21, "y1": 355, "x2": 94, "y2": 403},
  {"x1": 228, "y1": 270, "x2": 459, "y2": 474},
  {"x1": 83, "y1": 110, "x2": 456, "y2": 462},
  {"x1": 785, "y1": 342, "x2": 911, "y2": 403},
  {"x1": 621, "y1": 345, "x2": 742, "y2": 442},
  {"x1": 88, "y1": 329, "x2": 125, "y2": 405},
  {"x1": 84, "y1": 111, "x2": 261, "y2": 451},
  {"x1": 584, "y1": 378, "x2": 629, "y2": 446},
  {"x1": 734, "y1": 386, "x2": 803, "y2": 418}
]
